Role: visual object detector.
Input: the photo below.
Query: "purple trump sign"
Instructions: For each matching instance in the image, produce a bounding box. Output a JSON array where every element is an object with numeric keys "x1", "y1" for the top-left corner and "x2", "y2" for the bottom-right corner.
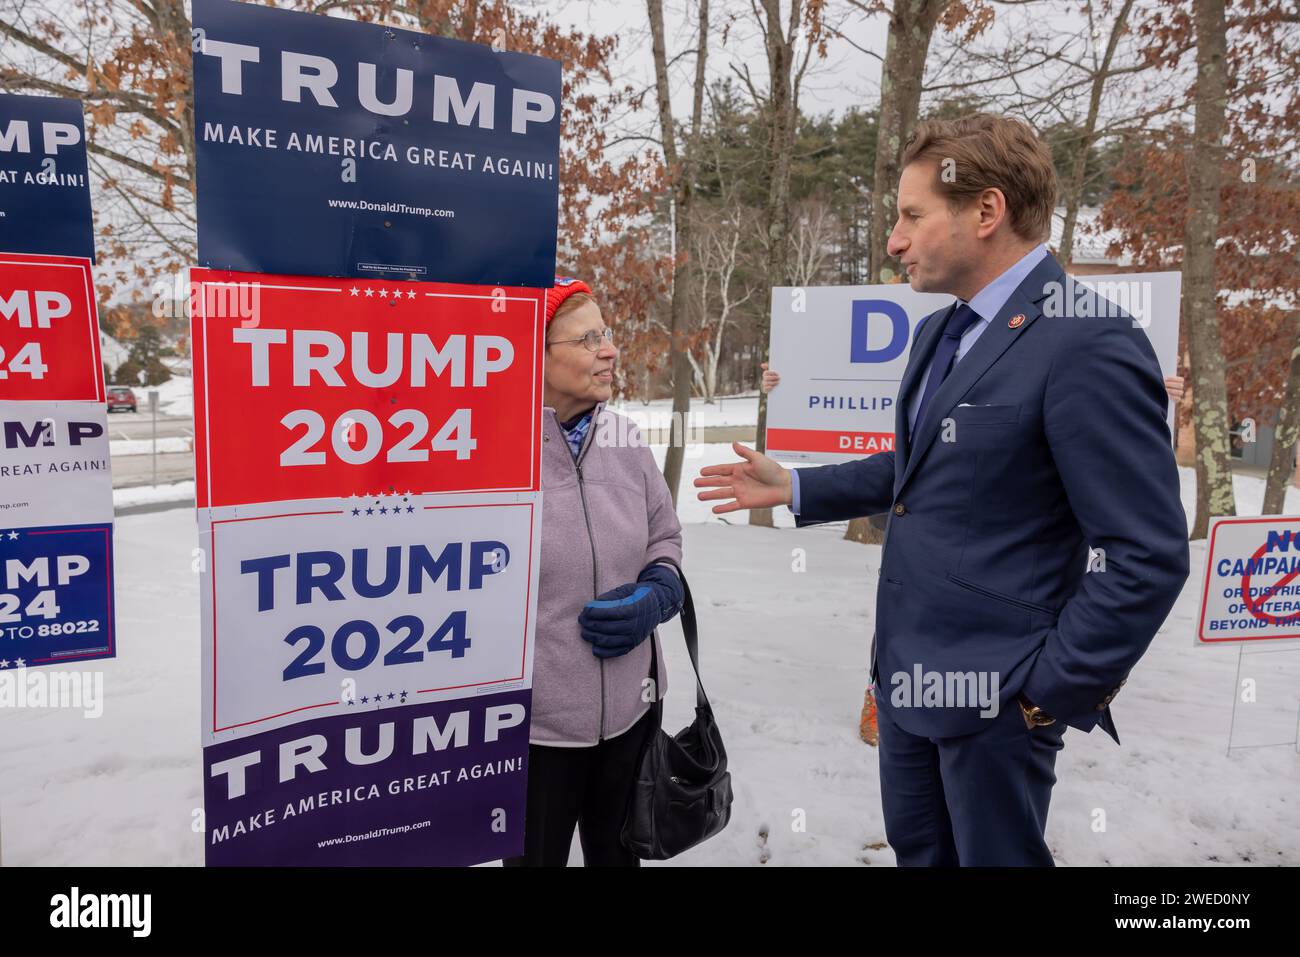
[{"x1": 203, "y1": 689, "x2": 531, "y2": 865}]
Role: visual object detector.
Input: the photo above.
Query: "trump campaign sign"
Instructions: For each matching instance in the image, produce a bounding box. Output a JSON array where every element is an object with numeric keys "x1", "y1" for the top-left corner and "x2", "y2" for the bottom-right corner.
[
  {"x1": 1196, "y1": 516, "x2": 1300, "y2": 647},
  {"x1": 0, "y1": 93, "x2": 95, "y2": 261},
  {"x1": 190, "y1": 269, "x2": 543, "y2": 508},
  {"x1": 0, "y1": 400, "x2": 114, "y2": 668},
  {"x1": 192, "y1": 0, "x2": 561, "y2": 287},
  {"x1": 0, "y1": 253, "x2": 105, "y2": 403},
  {"x1": 0, "y1": 100, "x2": 112, "y2": 672},
  {"x1": 766, "y1": 271, "x2": 1181, "y2": 464},
  {"x1": 193, "y1": 268, "x2": 545, "y2": 865},
  {"x1": 199, "y1": 493, "x2": 539, "y2": 865}
]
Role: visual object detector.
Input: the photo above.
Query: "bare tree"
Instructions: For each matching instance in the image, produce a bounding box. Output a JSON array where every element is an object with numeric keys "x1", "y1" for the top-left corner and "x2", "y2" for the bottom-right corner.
[
  {"x1": 1056, "y1": 0, "x2": 1135, "y2": 262},
  {"x1": 921, "y1": 0, "x2": 1186, "y2": 264},
  {"x1": 0, "y1": 0, "x2": 197, "y2": 298},
  {"x1": 865, "y1": 0, "x2": 948, "y2": 284},
  {"x1": 690, "y1": 199, "x2": 756, "y2": 401},
  {"x1": 1184, "y1": 0, "x2": 1236, "y2": 537},
  {"x1": 841, "y1": 0, "x2": 948, "y2": 545},
  {"x1": 732, "y1": 0, "x2": 827, "y2": 527},
  {"x1": 648, "y1": 0, "x2": 710, "y2": 506},
  {"x1": 788, "y1": 197, "x2": 838, "y2": 286},
  {"x1": 1263, "y1": 311, "x2": 1300, "y2": 516}
]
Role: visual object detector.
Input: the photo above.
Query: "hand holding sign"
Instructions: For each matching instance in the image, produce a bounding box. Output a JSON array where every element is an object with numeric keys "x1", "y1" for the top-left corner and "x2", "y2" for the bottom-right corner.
[{"x1": 694, "y1": 441, "x2": 792, "y2": 514}]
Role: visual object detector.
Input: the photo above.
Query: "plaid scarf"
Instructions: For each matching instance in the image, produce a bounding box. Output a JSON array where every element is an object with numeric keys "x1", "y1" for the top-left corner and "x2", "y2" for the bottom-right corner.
[
  {"x1": 561, "y1": 408, "x2": 595, "y2": 460},
  {"x1": 559, "y1": 411, "x2": 593, "y2": 461}
]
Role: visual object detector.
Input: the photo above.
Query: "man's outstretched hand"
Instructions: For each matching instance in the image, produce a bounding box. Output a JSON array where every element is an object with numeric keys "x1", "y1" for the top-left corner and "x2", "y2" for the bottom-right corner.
[{"x1": 694, "y1": 442, "x2": 793, "y2": 514}]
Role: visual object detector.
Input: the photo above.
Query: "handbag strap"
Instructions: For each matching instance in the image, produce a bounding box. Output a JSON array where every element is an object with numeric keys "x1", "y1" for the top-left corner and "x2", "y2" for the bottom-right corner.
[{"x1": 648, "y1": 564, "x2": 710, "y2": 711}]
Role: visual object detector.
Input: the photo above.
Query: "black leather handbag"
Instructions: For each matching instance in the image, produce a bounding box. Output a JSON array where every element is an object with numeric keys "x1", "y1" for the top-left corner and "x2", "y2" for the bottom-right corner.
[{"x1": 621, "y1": 570, "x2": 733, "y2": 860}]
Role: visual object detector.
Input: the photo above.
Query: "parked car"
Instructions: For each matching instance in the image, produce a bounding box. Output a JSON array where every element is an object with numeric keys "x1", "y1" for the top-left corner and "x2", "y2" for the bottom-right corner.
[{"x1": 107, "y1": 385, "x2": 138, "y2": 413}]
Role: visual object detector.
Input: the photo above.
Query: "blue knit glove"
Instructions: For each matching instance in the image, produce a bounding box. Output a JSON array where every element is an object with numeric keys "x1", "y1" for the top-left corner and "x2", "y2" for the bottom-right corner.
[{"x1": 578, "y1": 563, "x2": 684, "y2": 659}]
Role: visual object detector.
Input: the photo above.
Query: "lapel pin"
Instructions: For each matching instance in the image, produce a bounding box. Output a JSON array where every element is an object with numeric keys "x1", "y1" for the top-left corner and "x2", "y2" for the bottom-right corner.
[{"x1": 1008, "y1": 313, "x2": 1025, "y2": 328}]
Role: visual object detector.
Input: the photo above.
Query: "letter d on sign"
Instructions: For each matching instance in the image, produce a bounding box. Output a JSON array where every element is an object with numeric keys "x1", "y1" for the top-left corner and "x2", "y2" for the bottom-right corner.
[{"x1": 849, "y1": 299, "x2": 908, "y2": 364}]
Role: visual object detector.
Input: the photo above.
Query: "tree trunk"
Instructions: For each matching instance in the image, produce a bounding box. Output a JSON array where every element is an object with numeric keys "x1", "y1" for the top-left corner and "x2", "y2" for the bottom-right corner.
[
  {"x1": 1185, "y1": 0, "x2": 1236, "y2": 538},
  {"x1": 1262, "y1": 312, "x2": 1300, "y2": 515},
  {"x1": 751, "y1": 0, "x2": 800, "y2": 529},
  {"x1": 868, "y1": 0, "x2": 945, "y2": 284},
  {"x1": 647, "y1": 0, "x2": 708, "y2": 506},
  {"x1": 1058, "y1": 0, "x2": 1134, "y2": 264},
  {"x1": 847, "y1": 0, "x2": 944, "y2": 547}
]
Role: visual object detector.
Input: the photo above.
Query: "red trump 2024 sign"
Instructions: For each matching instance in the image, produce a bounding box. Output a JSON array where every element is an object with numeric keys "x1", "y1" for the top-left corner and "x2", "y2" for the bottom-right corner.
[
  {"x1": 0, "y1": 252, "x2": 104, "y2": 403},
  {"x1": 191, "y1": 269, "x2": 543, "y2": 508}
]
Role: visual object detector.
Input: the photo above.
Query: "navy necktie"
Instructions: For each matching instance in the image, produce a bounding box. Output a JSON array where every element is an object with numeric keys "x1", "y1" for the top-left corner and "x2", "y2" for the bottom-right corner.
[{"x1": 911, "y1": 303, "x2": 983, "y2": 438}]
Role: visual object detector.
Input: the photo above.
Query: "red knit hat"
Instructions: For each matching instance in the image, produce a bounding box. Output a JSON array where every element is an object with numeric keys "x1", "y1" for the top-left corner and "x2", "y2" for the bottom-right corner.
[{"x1": 545, "y1": 276, "x2": 594, "y2": 326}]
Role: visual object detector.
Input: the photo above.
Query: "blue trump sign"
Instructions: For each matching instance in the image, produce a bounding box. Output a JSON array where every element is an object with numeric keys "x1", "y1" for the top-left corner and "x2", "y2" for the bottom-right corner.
[
  {"x1": 192, "y1": 0, "x2": 561, "y2": 286},
  {"x1": 0, "y1": 523, "x2": 115, "y2": 668},
  {"x1": 0, "y1": 93, "x2": 95, "y2": 260}
]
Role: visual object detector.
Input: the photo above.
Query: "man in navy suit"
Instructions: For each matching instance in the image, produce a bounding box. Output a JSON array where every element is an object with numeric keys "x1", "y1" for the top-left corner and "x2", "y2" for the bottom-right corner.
[{"x1": 695, "y1": 114, "x2": 1189, "y2": 866}]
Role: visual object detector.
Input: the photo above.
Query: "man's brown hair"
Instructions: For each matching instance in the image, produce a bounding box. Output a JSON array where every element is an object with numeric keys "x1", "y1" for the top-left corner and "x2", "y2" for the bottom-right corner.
[{"x1": 900, "y1": 114, "x2": 1057, "y2": 242}]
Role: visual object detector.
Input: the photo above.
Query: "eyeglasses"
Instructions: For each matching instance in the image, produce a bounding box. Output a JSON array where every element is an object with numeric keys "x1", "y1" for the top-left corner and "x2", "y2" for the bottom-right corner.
[{"x1": 546, "y1": 328, "x2": 615, "y2": 351}]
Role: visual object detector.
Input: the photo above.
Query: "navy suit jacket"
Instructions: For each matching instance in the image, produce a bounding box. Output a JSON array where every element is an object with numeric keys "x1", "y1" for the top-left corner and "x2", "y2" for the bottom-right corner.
[{"x1": 796, "y1": 254, "x2": 1190, "y2": 741}]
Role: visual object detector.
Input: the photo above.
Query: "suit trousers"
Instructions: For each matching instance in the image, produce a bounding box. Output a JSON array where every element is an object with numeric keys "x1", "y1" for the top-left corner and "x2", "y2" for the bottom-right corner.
[{"x1": 875, "y1": 686, "x2": 1067, "y2": 866}]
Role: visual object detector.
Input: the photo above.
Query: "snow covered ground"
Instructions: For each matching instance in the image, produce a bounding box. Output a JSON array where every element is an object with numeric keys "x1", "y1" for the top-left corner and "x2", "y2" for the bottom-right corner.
[
  {"x1": 2, "y1": 458, "x2": 1298, "y2": 866},
  {"x1": 110, "y1": 436, "x2": 192, "y2": 457},
  {"x1": 113, "y1": 480, "x2": 196, "y2": 511},
  {"x1": 151, "y1": 375, "x2": 195, "y2": 419}
]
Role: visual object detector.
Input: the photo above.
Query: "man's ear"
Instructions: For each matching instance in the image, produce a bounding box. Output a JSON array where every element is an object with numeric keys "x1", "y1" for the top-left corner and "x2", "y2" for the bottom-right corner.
[{"x1": 975, "y1": 187, "x2": 1009, "y2": 239}]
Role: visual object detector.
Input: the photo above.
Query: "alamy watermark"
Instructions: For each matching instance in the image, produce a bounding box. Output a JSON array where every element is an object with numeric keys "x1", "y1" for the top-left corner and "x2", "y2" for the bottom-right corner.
[
  {"x1": 152, "y1": 269, "x2": 262, "y2": 327},
  {"x1": 888, "y1": 666, "x2": 1000, "y2": 718},
  {"x1": 596, "y1": 408, "x2": 707, "y2": 456},
  {"x1": 0, "y1": 666, "x2": 104, "y2": 718},
  {"x1": 1040, "y1": 277, "x2": 1153, "y2": 329}
]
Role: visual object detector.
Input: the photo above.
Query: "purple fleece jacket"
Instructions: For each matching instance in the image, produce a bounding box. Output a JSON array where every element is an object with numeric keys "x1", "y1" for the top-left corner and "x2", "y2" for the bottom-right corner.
[{"x1": 532, "y1": 402, "x2": 683, "y2": 746}]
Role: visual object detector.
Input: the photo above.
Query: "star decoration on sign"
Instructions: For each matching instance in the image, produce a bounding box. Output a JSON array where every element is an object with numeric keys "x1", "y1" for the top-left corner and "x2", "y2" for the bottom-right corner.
[
  {"x1": 347, "y1": 690, "x2": 409, "y2": 707},
  {"x1": 349, "y1": 287, "x2": 359, "y2": 297},
  {"x1": 406, "y1": 290, "x2": 416, "y2": 299},
  {"x1": 364, "y1": 288, "x2": 375, "y2": 297},
  {"x1": 6, "y1": 530, "x2": 18, "y2": 540},
  {"x1": 348, "y1": 491, "x2": 416, "y2": 518}
]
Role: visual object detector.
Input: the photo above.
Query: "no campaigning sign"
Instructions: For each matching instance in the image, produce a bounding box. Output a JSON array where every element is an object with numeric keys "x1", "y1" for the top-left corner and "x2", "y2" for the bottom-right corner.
[{"x1": 1197, "y1": 516, "x2": 1300, "y2": 644}]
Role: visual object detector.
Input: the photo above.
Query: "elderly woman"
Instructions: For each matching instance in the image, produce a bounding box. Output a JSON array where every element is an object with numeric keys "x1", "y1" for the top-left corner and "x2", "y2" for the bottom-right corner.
[{"x1": 503, "y1": 277, "x2": 685, "y2": 868}]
